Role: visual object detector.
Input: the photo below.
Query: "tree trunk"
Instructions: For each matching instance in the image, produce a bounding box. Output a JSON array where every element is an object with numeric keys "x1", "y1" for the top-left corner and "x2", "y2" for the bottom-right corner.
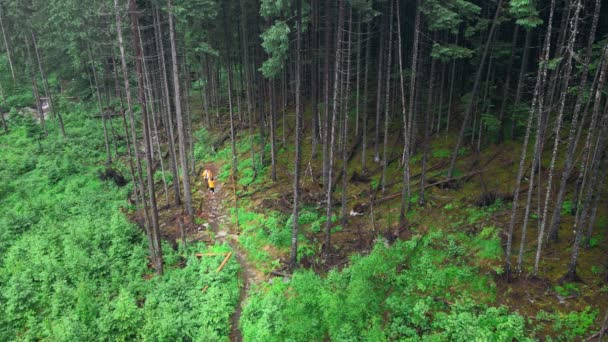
[
  {"x1": 341, "y1": 6, "x2": 354, "y2": 224},
  {"x1": 445, "y1": 32, "x2": 458, "y2": 136},
  {"x1": 496, "y1": 25, "x2": 519, "y2": 143},
  {"x1": 373, "y1": 20, "x2": 385, "y2": 164},
  {"x1": 291, "y1": 0, "x2": 303, "y2": 268},
  {"x1": 361, "y1": 21, "x2": 371, "y2": 173},
  {"x1": 420, "y1": 38, "x2": 436, "y2": 207},
  {"x1": 533, "y1": 0, "x2": 581, "y2": 276},
  {"x1": 397, "y1": 0, "x2": 411, "y2": 224},
  {"x1": 505, "y1": 0, "x2": 556, "y2": 279},
  {"x1": 511, "y1": 28, "x2": 532, "y2": 139},
  {"x1": 325, "y1": 0, "x2": 345, "y2": 253},
  {"x1": 322, "y1": 1, "x2": 333, "y2": 190},
  {"x1": 0, "y1": 7, "x2": 15, "y2": 83},
  {"x1": 31, "y1": 31, "x2": 65, "y2": 138},
  {"x1": 125, "y1": 0, "x2": 163, "y2": 274},
  {"x1": 269, "y1": 80, "x2": 277, "y2": 181},
  {"x1": 223, "y1": 4, "x2": 240, "y2": 230},
  {"x1": 447, "y1": 0, "x2": 504, "y2": 179},
  {"x1": 381, "y1": 0, "x2": 394, "y2": 195},
  {"x1": 354, "y1": 15, "x2": 362, "y2": 137},
  {"x1": 168, "y1": 0, "x2": 194, "y2": 222},
  {"x1": 548, "y1": 0, "x2": 601, "y2": 241},
  {"x1": 154, "y1": 8, "x2": 181, "y2": 206},
  {"x1": 88, "y1": 46, "x2": 113, "y2": 165},
  {"x1": 436, "y1": 62, "x2": 446, "y2": 134},
  {"x1": 141, "y1": 39, "x2": 170, "y2": 206}
]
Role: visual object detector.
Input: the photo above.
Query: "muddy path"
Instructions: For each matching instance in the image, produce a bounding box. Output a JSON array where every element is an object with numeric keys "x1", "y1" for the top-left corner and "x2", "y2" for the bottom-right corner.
[{"x1": 195, "y1": 164, "x2": 264, "y2": 342}]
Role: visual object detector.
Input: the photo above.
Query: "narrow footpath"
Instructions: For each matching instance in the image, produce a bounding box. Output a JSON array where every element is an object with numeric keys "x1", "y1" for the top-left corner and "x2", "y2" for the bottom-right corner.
[{"x1": 196, "y1": 164, "x2": 264, "y2": 342}]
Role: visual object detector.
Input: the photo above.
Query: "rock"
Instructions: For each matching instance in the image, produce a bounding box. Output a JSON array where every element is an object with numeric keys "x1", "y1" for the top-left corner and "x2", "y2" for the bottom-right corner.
[{"x1": 349, "y1": 210, "x2": 364, "y2": 217}]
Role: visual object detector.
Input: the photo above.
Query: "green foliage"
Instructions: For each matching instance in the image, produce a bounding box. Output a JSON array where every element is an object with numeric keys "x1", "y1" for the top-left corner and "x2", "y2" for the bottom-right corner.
[
  {"x1": 549, "y1": 307, "x2": 598, "y2": 341},
  {"x1": 481, "y1": 113, "x2": 501, "y2": 134},
  {"x1": 432, "y1": 43, "x2": 475, "y2": 61},
  {"x1": 588, "y1": 237, "x2": 600, "y2": 248},
  {"x1": 473, "y1": 227, "x2": 503, "y2": 260},
  {"x1": 561, "y1": 200, "x2": 573, "y2": 216},
  {"x1": 194, "y1": 127, "x2": 213, "y2": 161},
  {"x1": 241, "y1": 234, "x2": 528, "y2": 340},
  {"x1": 260, "y1": 21, "x2": 291, "y2": 78},
  {"x1": 0, "y1": 102, "x2": 239, "y2": 341},
  {"x1": 260, "y1": 0, "x2": 291, "y2": 18},
  {"x1": 545, "y1": 57, "x2": 564, "y2": 71},
  {"x1": 422, "y1": 0, "x2": 480, "y2": 33},
  {"x1": 432, "y1": 148, "x2": 451, "y2": 158},
  {"x1": 4, "y1": 88, "x2": 34, "y2": 109},
  {"x1": 509, "y1": 0, "x2": 543, "y2": 29},
  {"x1": 554, "y1": 283, "x2": 579, "y2": 297}
]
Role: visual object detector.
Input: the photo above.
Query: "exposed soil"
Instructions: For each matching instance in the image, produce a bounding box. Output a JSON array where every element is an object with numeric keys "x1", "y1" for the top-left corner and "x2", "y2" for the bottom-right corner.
[
  {"x1": 192, "y1": 164, "x2": 265, "y2": 342},
  {"x1": 132, "y1": 162, "x2": 265, "y2": 341}
]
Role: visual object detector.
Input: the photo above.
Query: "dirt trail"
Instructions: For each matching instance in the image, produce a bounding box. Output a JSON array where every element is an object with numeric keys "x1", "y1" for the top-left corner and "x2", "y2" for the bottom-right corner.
[{"x1": 196, "y1": 164, "x2": 264, "y2": 342}]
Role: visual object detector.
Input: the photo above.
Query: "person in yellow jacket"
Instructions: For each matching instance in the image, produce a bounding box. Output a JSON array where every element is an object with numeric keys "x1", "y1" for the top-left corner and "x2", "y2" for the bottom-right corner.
[{"x1": 208, "y1": 178, "x2": 215, "y2": 193}]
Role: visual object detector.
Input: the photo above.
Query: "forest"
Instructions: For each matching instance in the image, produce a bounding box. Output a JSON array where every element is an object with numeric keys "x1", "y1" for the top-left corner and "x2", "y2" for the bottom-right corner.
[{"x1": 0, "y1": 0, "x2": 607, "y2": 340}]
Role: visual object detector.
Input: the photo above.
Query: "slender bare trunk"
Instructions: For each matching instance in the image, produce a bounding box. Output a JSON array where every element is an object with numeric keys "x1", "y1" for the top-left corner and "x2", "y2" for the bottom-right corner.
[
  {"x1": 506, "y1": 0, "x2": 556, "y2": 279},
  {"x1": 168, "y1": 0, "x2": 194, "y2": 221},
  {"x1": 447, "y1": 0, "x2": 504, "y2": 179},
  {"x1": 291, "y1": 0, "x2": 303, "y2": 268},
  {"x1": 533, "y1": 0, "x2": 581, "y2": 276},
  {"x1": 397, "y1": 0, "x2": 411, "y2": 224},
  {"x1": 325, "y1": 0, "x2": 345, "y2": 252},
  {"x1": 381, "y1": 1, "x2": 394, "y2": 195}
]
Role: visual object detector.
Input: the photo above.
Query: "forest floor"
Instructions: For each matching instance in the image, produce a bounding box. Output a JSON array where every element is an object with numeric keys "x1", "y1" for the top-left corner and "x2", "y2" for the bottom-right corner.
[
  {"x1": 143, "y1": 98, "x2": 607, "y2": 339},
  {"x1": 153, "y1": 162, "x2": 265, "y2": 341}
]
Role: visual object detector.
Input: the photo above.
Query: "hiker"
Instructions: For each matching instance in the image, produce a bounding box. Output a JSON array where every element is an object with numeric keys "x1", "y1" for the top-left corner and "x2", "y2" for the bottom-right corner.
[
  {"x1": 208, "y1": 177, "x2": 215, "y2": 193},
  {"x1": 202, "y1": 169, "x2": 212, "y2": 181}
]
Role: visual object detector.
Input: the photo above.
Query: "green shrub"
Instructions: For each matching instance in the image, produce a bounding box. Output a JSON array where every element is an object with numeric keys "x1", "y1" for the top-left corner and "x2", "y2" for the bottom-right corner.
[{"x1": 551, "y1": 307, "x2": 598, "y2": 341}]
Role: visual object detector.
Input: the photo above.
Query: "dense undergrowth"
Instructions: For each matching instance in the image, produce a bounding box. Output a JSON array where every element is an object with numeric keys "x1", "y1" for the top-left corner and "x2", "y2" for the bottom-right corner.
[
  {"x1": 195, "y1": 124, "x2": 603, "y2": 341},
  {"x1": 0, "y1": 102, "x2": 239, "y2": 341}
]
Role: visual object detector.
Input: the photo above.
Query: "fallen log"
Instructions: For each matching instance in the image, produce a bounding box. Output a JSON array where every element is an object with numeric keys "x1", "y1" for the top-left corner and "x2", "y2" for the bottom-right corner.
[
  {"x1": 355, "y1": 164, "x2": 498, "y2": 208},
  {"x1": 586, "y1": 311, "x2": 608, "y2": 341},
  {"x1": 331, "y1": 135, "x2": 363, "y2": 190},
  {"x1": 216, "y1": 251, "x2": 233, "y2": 273},
  {"x1": 195, "y1": 252, "x2": 229, "y2": 258},
  {"x1": 212, "y1": 133, "x2": 231, "y2": 152},
  {"x1": 200, "y1": 251, "x2": 234, "y2": 293}
]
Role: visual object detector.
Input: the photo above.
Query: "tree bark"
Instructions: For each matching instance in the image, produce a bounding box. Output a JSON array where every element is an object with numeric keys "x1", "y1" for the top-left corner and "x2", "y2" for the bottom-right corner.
[
  {"x1": 505, "y1": 0, "x2": 556, "y2": 278},
  {"x1": 548, "y1": 0, "x2": 601, "y2": 241},
  {"x1": 168, "y1": 0, "x2": 194, "y2": 222},
  {"x1": 124, "y1": 0, "x2": 163, "y2": 274},
  {"x1": 373, "y1": 18, "x2": 385, "y2": 164},
  {"x1": 291, "y1": 0, "x2": 303, "y2": 268},
  {"x1": 154, "y1": 8, "x2": 182, "y2": 206},
  {"x1": 361, "y1": 21, "x2": 371, "y2": 173},
  {"x1": 0, "y1": 7, "x2": 15, "y2": 83},
  {"x1": 381, "y1": 0, "x2": 394, "y2": 195},
  {"x1": 397, "y1": 0, "x2": 411, "y2": 224},
  {"x1": 325, "y1": 0, "x2": 345, "y2": 253},
  {"x1": 511, "y1": 28, "x2": 532, "y2": 139},
  {"x1": 447, "y1": 0, "x2": 504, "y2": 179},
  {"x1": 420, "y1": 36, "x2": 436, "y2": 207},
  {"x1": 341, "y1": 6, "x2": 354, "y2": 224},
  {"x1": 533, "y1": 0, "x2": 581, "y2": 276}
]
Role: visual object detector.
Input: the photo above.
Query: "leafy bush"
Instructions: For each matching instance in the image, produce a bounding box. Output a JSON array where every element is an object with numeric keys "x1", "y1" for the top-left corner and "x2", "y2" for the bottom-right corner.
[
  {"x1": 5, "y1": 88, "x2": 34, "y2": 109},
  {"x1": 241, "y1": 234, "x2": 529, "y2": 341},
  {"x1": 551, "y1": 307, "x2": 598, "y2": 341},
  {"x1": 0, "y1": 102, "x2": 240, "y2": 341}
]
